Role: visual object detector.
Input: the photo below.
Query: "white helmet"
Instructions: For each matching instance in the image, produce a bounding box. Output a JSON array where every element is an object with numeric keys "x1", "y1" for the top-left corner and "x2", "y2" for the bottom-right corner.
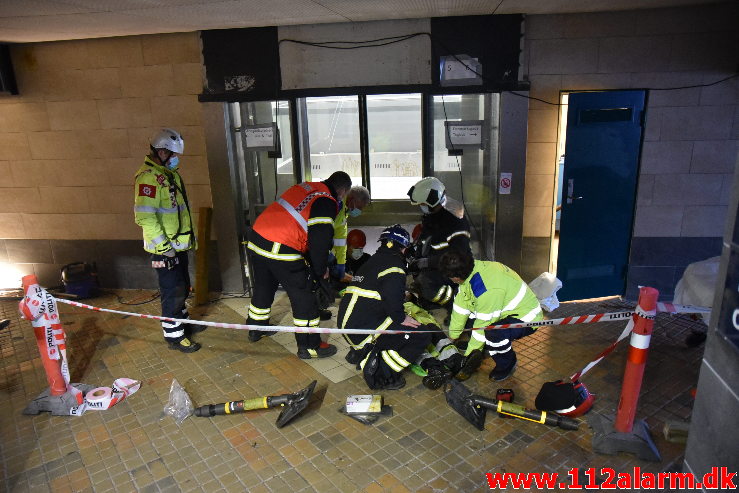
[
  {"x1": 150, "y1": 128, "x2": 184, "y2": 154},
  {"x1": 408, "y1": 177, "x2": 446, "y2": 207}
]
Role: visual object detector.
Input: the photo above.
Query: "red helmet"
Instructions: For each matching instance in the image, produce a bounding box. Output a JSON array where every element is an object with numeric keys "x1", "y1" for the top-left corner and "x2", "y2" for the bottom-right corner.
[
  {"x1": 347, "y1": 229, "x2": 366, "y2": 248},
  {"x1": 411, "y1": 224, "x2": 422, "y2": 241},
  {"x1": 534, "y1": 380, "x2": 595, "y2": 418}
]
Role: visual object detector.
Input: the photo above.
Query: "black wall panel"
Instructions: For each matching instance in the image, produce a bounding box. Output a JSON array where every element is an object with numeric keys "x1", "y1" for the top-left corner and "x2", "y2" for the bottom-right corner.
[
  {"x1": 430, "y1": 14, "x2": 522, "y2": 91},
  {"x1": 199, "y1": 15, "x2": 523, "y2": 101},
  {"x1": 201, "y1": 27, "x2": 280, "y2": 101}
]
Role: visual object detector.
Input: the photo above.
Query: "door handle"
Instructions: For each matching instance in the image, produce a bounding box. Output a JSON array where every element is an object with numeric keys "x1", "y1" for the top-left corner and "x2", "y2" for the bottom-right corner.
[{"x1": 566, "y1": 178, "x2": 580, "y2": 204}]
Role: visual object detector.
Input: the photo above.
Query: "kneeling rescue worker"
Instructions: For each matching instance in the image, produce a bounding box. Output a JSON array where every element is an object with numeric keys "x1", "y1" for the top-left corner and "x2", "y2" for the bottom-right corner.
[
  {"x1": 439, "y1": 249, "x2": 544, "y2": 381},
  {"x1": 337, "y1": 225, "x2": 432, "y2": 390}
]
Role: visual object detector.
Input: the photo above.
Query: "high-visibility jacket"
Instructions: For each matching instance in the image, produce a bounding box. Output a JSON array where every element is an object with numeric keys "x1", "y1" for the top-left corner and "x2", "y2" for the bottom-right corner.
[
  {"x1": 251, "y1": 182, "x2": 336, "y2": 253},
  {"x1": 449, "y1": 260, "x2": 543, "y2": 353},
  {"x1": 332, "y1": 202, "x2": 349, "y2": 266},
  {"x1": 134, "y1": 156, "x2": 195, "y2": 254}
]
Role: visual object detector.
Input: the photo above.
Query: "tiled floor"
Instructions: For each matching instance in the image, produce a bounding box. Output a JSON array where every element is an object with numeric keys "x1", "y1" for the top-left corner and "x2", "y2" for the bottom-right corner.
[
  {"x1": 221, "y1": 297, "x2": 357, "y2": 384},
  {"x1": 0, "y1": 289, "x2": 708, "y2": 492}
]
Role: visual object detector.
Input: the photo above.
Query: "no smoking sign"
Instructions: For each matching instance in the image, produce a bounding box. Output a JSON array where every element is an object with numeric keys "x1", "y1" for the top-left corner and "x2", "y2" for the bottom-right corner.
[{"x1": 499, "y1": 172, "x2": 512, "y2": 195}]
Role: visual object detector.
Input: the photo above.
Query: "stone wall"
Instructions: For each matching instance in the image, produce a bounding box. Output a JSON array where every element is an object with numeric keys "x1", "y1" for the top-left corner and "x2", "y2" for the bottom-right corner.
[
  {"x1": 520, "y1": 3, "x2": 738, "y2": 300},
  {"x1": 0, "y1": 33, "x2": 215, "y2": 289}
]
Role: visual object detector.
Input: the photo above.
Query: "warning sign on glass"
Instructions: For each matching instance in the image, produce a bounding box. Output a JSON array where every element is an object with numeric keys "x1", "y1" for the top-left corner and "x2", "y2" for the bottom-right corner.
[
  {"x1": 499, "y1": 172, "x2": 512, "y2": 195},
  {"x1": 244, "y1": 123, "x2": 278, "y2": 151}
]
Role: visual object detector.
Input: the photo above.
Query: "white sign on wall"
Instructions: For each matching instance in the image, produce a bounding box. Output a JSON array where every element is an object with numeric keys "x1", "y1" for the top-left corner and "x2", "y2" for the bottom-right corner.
[
  {"x1": 444, "y1": 120, "x2": 485, "y2": 150},
  {"x1": 440, "y1": 55, "x2": 483, "y2": 86},
  {"x1": 244, "y1": 124, "x2": 277, "y2": 151}
]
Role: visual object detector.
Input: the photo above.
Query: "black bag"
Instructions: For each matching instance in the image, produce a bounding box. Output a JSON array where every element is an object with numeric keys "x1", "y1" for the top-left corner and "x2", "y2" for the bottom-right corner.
[{"x1": 313, "y1": 277, "x2": 335, "y2": 311}]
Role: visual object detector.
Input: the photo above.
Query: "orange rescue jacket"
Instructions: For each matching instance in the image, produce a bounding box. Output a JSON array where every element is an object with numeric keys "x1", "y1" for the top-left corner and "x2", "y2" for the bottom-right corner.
[{"x1": 252, "y1": 182, "x2": 337, "y2": 253}]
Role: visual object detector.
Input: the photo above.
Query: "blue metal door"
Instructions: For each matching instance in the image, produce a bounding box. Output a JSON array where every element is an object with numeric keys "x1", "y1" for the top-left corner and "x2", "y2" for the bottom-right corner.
[{"x1": 556, "y1": 91, "x2": 645, "y2": 301}]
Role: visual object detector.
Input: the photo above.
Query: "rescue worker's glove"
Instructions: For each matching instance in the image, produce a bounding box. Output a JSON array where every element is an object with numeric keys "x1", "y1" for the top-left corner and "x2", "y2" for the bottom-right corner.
[
  {"x1": 421, "y1": 359, "x2": 454, "y2": 390},
  {"x1": 407, "y1": 257, "x2": 428, "y2": 274},
  {"x1": 162, "y1": 249, "x2": 179, "y2": 269},
  {"x1": 312, "y1": 277, "x2": 335, "y2": 311},
  {"x1": 152, "y1": 250, "x2": 179, "y2": 270},
  {"x1": 329, "y1": 263, "x2": 346, "y2": 280}
]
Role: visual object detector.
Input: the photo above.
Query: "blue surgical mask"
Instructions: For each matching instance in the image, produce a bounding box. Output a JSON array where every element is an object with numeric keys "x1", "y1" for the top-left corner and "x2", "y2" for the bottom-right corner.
[
  {"x1": 348, "y1": 208, "x2": 362, "y2": 218},
  {"x1": 166, "y1": 156, "x2": 179, "y2": 169},
  {"x1": 420, "y1": 204, "x2": 430, "y2": 214}
]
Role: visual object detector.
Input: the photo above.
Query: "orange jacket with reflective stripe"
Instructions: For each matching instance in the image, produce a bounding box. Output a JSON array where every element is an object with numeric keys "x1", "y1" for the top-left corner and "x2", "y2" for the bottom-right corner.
[{"x1": 252, "y1": 182, "x2": 337, "y2": 253}]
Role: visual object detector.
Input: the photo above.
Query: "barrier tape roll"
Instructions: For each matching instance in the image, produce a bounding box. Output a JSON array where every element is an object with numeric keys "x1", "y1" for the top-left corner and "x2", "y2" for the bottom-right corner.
[
  {"x1": 69, "y1": 378, "x2": 141, "y2": 416},
  {"x1": 54, "y1": 297, "x2": 709, "y2": 336}
]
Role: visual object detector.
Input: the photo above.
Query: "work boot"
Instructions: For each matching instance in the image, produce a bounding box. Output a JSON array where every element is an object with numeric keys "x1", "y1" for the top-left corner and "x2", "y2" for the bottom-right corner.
[
  {"x1": 0, "y1": 319, "x2": 10, "y2": 330},
  {"x1": 168, "y1": 337, "x2": 201, "y2": 353},
  {"x1": 380, "y1": 373, "x2": 406, "y2": 391},
  {"x1": 319, "y1": 309, "x2": 332, "y2": 321},
  {"x1": 297, "y1": 343, "x2": 337, "y2": 359},
  {"x1": 422, "y1": 365, "x2": 453, "y2": 390},
  {"x1": 489, "y1": 354, "x2": 517, "y2": 382},
  {"x1": 186, "y1": 323, "x2": 206, "y2": 337},
  {"x1": 248, "y1": 328, "x2": 276, "y2": 342},
  {"x1": 455, "y1": 350, "x2": 484, "y2": 381},
  {"x1": 345, "y1": 347, "x2": 364, "y2": 364}
]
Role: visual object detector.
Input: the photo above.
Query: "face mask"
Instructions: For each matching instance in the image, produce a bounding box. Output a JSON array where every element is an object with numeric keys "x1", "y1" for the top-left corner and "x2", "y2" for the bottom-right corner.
[
  {"x1": 348, "y1": 208, "x2": 362, "y2": 218},
  {"x1": 350, "y1": 248, "x2": 364, "y2": 260},
  {"x1": 166, "y1": 155, "x2": 179, "y2": 169},
  {"x1": 420, "y1": 204, "x2": 430, "y2": 214}
]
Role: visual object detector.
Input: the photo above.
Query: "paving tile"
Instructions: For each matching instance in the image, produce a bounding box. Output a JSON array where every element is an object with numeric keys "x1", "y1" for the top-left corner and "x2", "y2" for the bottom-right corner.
[{"x1": 0, "y1": 292, "x2": 709, "y2": 492}]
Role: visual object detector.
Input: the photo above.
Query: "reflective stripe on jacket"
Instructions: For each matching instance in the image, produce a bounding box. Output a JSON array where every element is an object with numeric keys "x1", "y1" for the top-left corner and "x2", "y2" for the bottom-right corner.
[
  {"x1": 448, "y1": 260, "x2": 543, "y2": 340},
  {"x1": 418, "y1": 207, "x2": 471, "y2": 267},
  {"x1": 332, "y1": 202, "x2": 349, "y2": 266},
  {"x1": 134, "y1": 156, "x2": 195, "y2": 254},
  {"x1": 252, "y1": 182, "x2": 336, "y2": 253}
]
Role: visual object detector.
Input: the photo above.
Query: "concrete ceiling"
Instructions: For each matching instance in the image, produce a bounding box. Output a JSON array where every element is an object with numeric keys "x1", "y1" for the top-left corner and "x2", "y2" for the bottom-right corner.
[{"x1": 0, "y1": 0, "x2": 722, "y2": 43}]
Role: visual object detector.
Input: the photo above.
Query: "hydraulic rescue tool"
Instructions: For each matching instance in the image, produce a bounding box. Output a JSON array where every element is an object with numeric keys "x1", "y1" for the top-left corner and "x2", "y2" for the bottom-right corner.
[
  {"x1": 445, "y1": 380, "x2": 579, "y2": 431},
  {"x1": 194, "y1": 380, "x2": 317, "y2": 428}
]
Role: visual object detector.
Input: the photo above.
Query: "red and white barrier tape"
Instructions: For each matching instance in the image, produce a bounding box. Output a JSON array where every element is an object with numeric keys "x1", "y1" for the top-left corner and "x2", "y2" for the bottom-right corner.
[
  {"x1": 70, "y1": 378, "x2": 141, "y2": 416},
  {"x1": 54, "y1": 297, "x2": 709, "y2": 336}
]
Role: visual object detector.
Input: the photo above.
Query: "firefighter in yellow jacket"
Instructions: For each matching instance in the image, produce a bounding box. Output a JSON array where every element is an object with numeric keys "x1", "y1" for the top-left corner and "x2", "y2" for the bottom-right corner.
[
  {"x1": 134, "y1": 128, "x2": 200, "y2": 353},
  {"x1": 439, "y1": 249, "x2": 543, "y2": 381}
]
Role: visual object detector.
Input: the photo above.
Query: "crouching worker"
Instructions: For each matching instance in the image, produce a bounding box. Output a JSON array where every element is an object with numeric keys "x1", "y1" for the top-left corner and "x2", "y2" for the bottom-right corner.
[
  {"x1": 337, "y1": 225, "x2": 432, "y2": 390},
  {"x1": 439, "y1": 250, "x2": 544, "y2": 381}
]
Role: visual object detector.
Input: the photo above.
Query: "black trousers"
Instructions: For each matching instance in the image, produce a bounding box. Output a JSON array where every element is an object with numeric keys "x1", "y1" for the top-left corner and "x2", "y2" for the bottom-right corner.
[
  {"x1": 247, "y1": 251, "x2": 321, "y2": 349},
  {"x1": 358, "y1": 322, "x2": 432, "y2": 377},
  {"x1": 154, "y1": 251, "x2": 191, "y2": 342}
]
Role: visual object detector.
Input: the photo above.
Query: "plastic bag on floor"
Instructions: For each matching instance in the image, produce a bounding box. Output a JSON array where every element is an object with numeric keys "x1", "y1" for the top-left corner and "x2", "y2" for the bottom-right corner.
[
  {"x1": 528, "y1": 272, "x2": 563, "y2": 312},
  {"x1": 164, "y1": 378, "x2": 194, "y2": 424}
]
